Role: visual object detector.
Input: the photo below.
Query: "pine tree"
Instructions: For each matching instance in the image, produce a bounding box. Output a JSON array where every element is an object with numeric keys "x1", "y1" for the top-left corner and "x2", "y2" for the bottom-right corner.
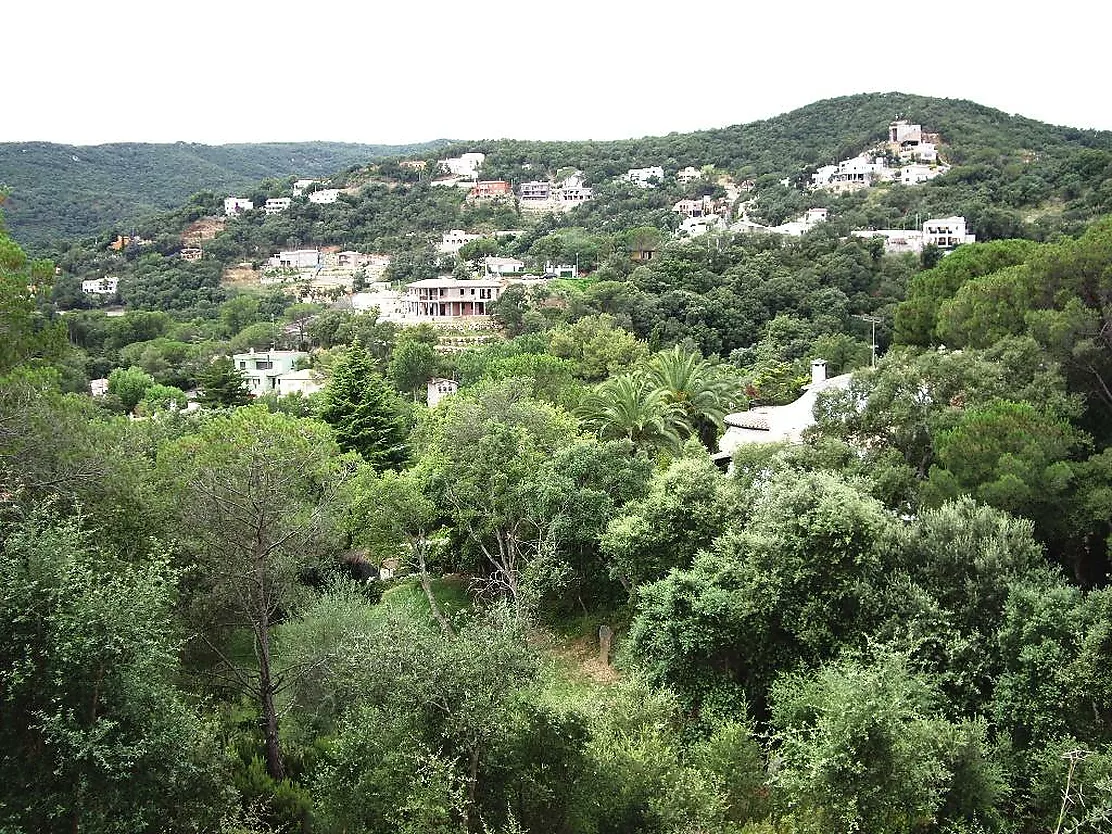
[
  {"x1": 321, "y1": 339, "x2": 409, "y2": 471},
  {"x1": 197, "y1": 356, "x2": 251, "y2": 407}
]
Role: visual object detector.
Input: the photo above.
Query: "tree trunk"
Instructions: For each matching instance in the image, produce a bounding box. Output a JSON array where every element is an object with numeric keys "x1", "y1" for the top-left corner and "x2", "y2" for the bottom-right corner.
[
  {"x1": 414, "y1": 536, "x2": 454, "y2": 637},
  {"x1": 256, "y1": 615, "x2": 286, "y2": 782}
]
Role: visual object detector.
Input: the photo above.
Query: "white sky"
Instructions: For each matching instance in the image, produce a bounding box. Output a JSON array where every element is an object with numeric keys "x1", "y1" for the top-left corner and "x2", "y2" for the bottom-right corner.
[{"x1": 7, "y1": 0, "x2": 1111, "y2": 146}]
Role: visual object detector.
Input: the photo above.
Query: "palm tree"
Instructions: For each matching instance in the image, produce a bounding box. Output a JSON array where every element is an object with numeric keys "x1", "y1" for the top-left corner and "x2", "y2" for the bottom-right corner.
[
  {"x1": 575, "y1": 373, "x2": 684, "y2": 452},
  {"x1": 646, "y1": 345, "x2": 742, "y2": 448}
]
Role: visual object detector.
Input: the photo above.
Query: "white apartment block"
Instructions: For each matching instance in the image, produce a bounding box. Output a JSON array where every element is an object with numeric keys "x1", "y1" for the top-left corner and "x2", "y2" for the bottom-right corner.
[
  {"x1": 308, "y1": 189, "x2": 340, "y2": 204},
  {"x1": 264, "y1": 198, "x2": 292, "y2": 214}
]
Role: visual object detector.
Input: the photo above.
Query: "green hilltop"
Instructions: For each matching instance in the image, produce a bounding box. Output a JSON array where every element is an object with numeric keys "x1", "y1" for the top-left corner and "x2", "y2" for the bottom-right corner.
[
  {"x1": 5, "y1": 91, "x2": 1112, "y2": 251},
  {"x1": 0, "y1": 139, "x2": 453, "y2": 247}
]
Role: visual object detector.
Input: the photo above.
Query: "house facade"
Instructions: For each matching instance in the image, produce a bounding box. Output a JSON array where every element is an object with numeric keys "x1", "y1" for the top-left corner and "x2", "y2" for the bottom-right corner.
[
  {"x1": 403, "y1": 278, "x2": 504, "y2": 320},
  {"x1": 923, "y1": 216, "x2": 976, "y2": 249},
  {"x1": 467, "y1": 180, "x2": 512, "y2": 201},
  {"x1": 676, "y1": 166, "x2": 703, "y2": 184},
  {"x1": 82, "y1": 277, "x2": 119, "y2": 295},
  {"x1": 626, "y1": 166, "x2": 664, "y2": 187},
  {"x1": 427, "y1": 377, "x2": 459, "y2": 408},
  {"x1": 232, "y1": 349, "x2": 309, "y2": 395},
  {"x1": 438, "y1": 229, "x2": 483, "y2": 255},
  {"x1": 224, "y1": 197, "x2": 254, "y2": 216},
  {"x1": 268, "y1": 249, "x2": 321, "y2": 269},
  {"x1": 484, "y1": 256, "x2": 525, "y2": 277},
  {"x1": 308, "y1": 189, "x2": 340, "y2": 204},
  {"x1": 264, "y1": 198, "x2": 292, "y2": 214}
]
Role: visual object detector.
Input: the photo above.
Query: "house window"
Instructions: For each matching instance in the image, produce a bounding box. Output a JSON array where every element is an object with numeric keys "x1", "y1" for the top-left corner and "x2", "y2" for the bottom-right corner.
[
  {"x1": 239, "y1": 362, "x2": 246, "y2": 369},
  {"x1": 256, "y1": 361, "x2": 273, "y2": 370}
]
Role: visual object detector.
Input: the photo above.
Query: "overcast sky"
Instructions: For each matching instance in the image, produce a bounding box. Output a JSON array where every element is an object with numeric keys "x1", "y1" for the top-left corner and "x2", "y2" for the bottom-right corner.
[{"x1": 7, "y1": 0, "x2": 1111, "y2": 146}]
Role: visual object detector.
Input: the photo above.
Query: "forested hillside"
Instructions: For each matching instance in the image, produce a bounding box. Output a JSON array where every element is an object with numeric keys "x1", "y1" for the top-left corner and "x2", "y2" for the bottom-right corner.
[
  {"x1": 9, "y1": 92, "x2": 1112, "y2": 251},
  {"x1": 0, "y1": 139, "x2": 451, "y2": 247},
  {"x1": 6, "y1": 92, "x2": 1112, "y2": 834}
]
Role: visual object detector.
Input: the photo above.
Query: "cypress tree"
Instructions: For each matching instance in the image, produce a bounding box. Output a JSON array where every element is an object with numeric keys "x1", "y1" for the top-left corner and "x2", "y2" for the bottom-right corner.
[{"x1": 321, "y1": 339, "x2": 409, "y2": 471}]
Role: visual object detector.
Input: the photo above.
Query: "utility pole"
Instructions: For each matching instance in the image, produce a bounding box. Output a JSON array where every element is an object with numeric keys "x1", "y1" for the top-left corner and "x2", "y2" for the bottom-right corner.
[{"x1": 853, "y1": 314, "x2": 882, "y2": 367}]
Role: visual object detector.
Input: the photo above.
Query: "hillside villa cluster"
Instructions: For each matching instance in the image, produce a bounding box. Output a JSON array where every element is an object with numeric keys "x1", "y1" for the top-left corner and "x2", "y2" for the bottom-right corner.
[{"x1": 82, "y1": 119, "x2": 974, "y2": 321}]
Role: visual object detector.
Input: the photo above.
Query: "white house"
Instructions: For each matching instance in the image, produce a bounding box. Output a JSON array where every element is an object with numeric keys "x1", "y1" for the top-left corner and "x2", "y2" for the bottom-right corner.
[
  {"x1": 557, "y1": 173, "x2": 593, "y2": 206},
  {"x1": 732, "y1": 218, "x2": 773, "y2": 234},
  {"x1": 275, "y1": 369, "x2": 323, "y2": 397},
  {"x1": 427, "y1": 378, "x2": 459, "y2": 408},
  {"x1": 889, "y1": 120, "x2": 923, "y2": 147},
  {"x1": 771, "y1": 208, "x2": 829, "y2": 237},
  {"x1": 676, "y1": 215, "x2": 727, "y2": 238},
  {"x1": 403, "y1": 277, "x2": 504, "y2": 320},
  {"x1": 438, "y1": 229, "x2": 483, "y2": 256},
  {"x1": 851, "y1": 229, "x2": 924, "y2": 255},
  {"x1": 673, "y1": 197, "x2": 718, "y2": 218},
  {"x1": 719, "y1": 360, "x2": 852, "y2": 452},
  {"x1": 898, "y1": 163, "x2": 947, "y2": 185},
  {"x1": 264, "y1": 198, "x2": 292, "y2": 214},
  {"x1": 224, "y1": 197, "x2": 254, "y2": 216},
  {"x1": 484, "y1": 256, "x2": 525, "y2": 277},
  {"x1": 268, "y1": 249, "x2": 321, "y2": 269},
  {"x1": 81, "y1": 276, "x2": 118, "y2": 295},
  {"x1": 232, "y1": 349, "x2": 309, "y2": 395},
  {"x1": 351, "y1": 288, "x2": 407, "y2": 322},
  {"x1": 438, "y1": 152, "x2": 485, "y2": 179},
  {"x1": 626, "y1": 166, "x2": 665, "y2": 188},
  {"x1": 519, "y1": 176, "x2": 592, "y2": 212},
  {"x1": 676, "y1": 166, "x2": 703, "y2": 184},
  {"x1": 89, "y1": 378, "x2": 109, "y2": 397},
  {"x1": 292, "y1": 179, "x2": 318, "y2": 197},
  {"x1": 308, "y1": 189, "x2": 340, "y2": 204},
  {"x1": 923, "y1": 216, "x2": 976, "y2": 249},
  {"x1": 519, "y1": 180, "x2": 552, "y2": 202}
]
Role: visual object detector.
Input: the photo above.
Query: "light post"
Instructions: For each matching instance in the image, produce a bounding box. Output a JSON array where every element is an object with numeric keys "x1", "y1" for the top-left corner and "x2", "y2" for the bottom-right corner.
[{"x1": 853, "y1": 314, "x2": 882, "y2": 367}]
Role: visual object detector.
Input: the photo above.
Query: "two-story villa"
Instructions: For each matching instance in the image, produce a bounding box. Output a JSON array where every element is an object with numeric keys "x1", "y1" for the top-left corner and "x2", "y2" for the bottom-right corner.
[
  {"x1": 232, "y1": 349, "x2": 309, "y2": 395},
  {"x1": 403, "y1": 278, "x2": 504, "y2": 319}
]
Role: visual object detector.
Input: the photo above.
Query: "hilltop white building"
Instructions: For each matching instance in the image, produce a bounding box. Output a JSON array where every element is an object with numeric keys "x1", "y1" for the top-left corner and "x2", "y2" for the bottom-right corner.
[{"x1": 264, "y1": 198, "x2": 292, "y2": 214}]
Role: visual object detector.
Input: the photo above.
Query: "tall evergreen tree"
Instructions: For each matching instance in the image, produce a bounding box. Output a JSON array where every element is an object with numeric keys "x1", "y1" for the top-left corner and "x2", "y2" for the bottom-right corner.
[
  {"x1": 196, "y1": 356, "x2": 250, "y2": 407},
  {"x1": 321, "y1": 338, "x2": 409, "y2": 471}
]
